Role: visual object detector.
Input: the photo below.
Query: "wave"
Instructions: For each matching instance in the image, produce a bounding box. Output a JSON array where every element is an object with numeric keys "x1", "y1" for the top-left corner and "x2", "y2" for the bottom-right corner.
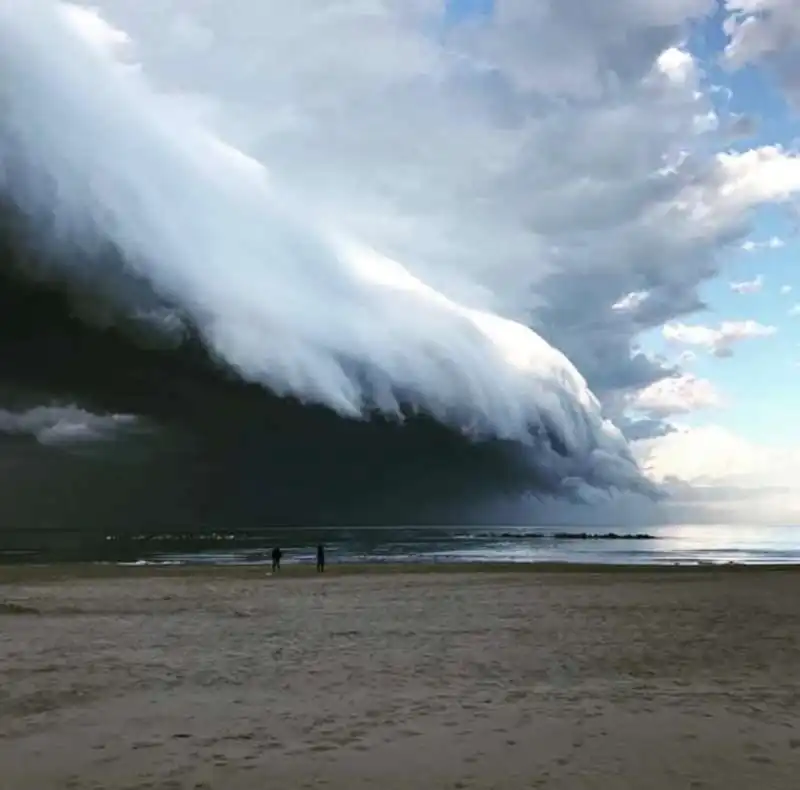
[{"x1": 0, "y1": 2, "x2": 653, "y2": 537}]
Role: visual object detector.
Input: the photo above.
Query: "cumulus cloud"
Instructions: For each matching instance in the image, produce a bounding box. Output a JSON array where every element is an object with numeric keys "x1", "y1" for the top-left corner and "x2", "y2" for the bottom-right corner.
[
  {"x1": 663, "y1": 319, "x2": 776, "y2": 357},
  {"x1": 724, "y1": 0, "x2": 800, "y2": 106},
  {"x1": 730, "y1": 274, "x2": 764, "y2": 293},
  {"x1": 1, "y1": 0, "x2": 800, "y2": 512},
  {"x1": 715, "y1": 149, "x2": 800, "y2": 211},
  {"x1": 628, "y1": 374, "x2": 722, "y2": 418},
  {"x1": 781, "y1": 284, "x2": 793, "y2": 295},
  {"x1": 790, "y1": 304, "x2": 800, "y2": 317}
]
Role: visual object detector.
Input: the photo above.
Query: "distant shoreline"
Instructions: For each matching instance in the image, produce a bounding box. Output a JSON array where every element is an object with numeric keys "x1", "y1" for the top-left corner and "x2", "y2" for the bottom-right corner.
[
  {"x1": 1, "y1": 530, "x2": 661, "y2": 566},
  {"x1": 3, "y1": 560, "x2": 800, "y2": 584},
  {"x1": 100, "y1": 530, "x2": 659, "y2": 543}
]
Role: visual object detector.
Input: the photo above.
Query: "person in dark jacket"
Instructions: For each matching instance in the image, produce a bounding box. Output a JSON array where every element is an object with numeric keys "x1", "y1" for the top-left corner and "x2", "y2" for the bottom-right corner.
[
  {"x1": 316, "y1": 543, "x2": 325, "y2": 573},
  {"x1": 271, "y1": 546, "x2": 282, "y2": 572}
]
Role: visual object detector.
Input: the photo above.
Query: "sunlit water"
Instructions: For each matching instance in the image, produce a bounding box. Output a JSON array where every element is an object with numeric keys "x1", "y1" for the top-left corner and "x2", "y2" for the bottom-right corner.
[{"x1": 112, "y1": 524, "x2": 800, "y2": 567}]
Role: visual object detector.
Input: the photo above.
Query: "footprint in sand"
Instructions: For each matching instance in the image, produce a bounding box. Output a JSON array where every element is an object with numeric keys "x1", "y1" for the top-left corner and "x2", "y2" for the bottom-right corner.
[
  {"x1": 132, "y1": 740, "x2": 161, "y2": 750},
  {"x1": 309, "y1": 743, "x2": 338, "y2": 753}
]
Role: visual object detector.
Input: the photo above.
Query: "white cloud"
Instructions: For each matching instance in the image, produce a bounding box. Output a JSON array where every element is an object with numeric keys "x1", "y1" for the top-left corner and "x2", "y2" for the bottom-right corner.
[
  {"x1": 629, "y1": 374, "x2": 722, "y2": 417},
  {"x1": 638, "y1": 424, "x2": 759, "y2": 483},
  {"x1": 612, "y1": 290, "x2": 650, "y2": 312},
  {"x1": 656, "y1": 47, "x2": 697, "y2": 84},
  {"x1": 741, "y1": 235, "x2": 785, "y2": 251},
  {"x1": 730, "y1": 274, "x2": 763, "y2": 293},
  {"x1": 781, "y1": 284, "x2": 793, "y2": 295},
  {"x1": 635, "y1": 424, "x2": 800, "y2": 522},
  {"x1": 710, "y1": 83, "x2": 733, "y2": 99},
  {"x1": 713, "y1": 149, "x2": 800, "y2": 213},
  {"x1": 57, "y1": 3, "x2": 130, "y2": 58},
  {"x1": 789, "y1": 304, "x2": 800, "y2": 317},
  {"x1": 724, "y1": 0, "x2": 800, "y2": 106},
  {"x1": 663, "y1": 319, "x2": 776, "y2": 356}
]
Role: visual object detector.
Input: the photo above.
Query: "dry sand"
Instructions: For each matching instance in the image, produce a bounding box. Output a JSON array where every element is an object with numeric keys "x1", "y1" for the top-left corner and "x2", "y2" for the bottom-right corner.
[{"x1": 2, "y1": 565, "x2": 800, "y2": 789}]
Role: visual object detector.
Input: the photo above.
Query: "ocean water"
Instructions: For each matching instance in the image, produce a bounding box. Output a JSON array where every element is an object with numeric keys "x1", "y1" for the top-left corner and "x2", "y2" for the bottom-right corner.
[{"x1": 107, "y1": 524, "x2": 800, "y2": 567}]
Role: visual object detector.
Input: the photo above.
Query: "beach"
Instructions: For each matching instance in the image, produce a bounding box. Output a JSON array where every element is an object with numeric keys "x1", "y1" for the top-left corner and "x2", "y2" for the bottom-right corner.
[{"x1": 2, "y1": 565, "x2": 800, "y2": 789}]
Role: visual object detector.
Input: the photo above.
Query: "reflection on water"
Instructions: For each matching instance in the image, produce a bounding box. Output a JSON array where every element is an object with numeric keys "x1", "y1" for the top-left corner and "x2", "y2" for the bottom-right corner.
[{"x1": 106, "y1": 524, "x2": 800, "y2": 567}]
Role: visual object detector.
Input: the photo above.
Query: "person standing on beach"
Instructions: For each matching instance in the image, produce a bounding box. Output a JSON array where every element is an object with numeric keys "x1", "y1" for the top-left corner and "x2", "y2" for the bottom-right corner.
[
  {"x1": 316, "y1": 543, "x2": 325, "y2": 573},
  {"x1": 271, "y1": 546, "x2": 282, "y2": 572}
]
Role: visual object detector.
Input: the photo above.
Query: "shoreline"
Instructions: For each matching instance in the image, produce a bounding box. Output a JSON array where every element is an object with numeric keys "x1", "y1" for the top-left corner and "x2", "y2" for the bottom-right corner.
[
  {"x1": 3, "y1": 559, "x2": 800, "y2": 585},
  {"x1": 5, "y1": 525, "x2": 800, "y2": 569}
]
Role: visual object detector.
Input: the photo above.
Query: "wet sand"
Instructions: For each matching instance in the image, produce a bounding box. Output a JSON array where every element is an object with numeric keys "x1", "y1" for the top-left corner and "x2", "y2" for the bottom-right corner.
[{"x1": 2, "y1": 565, "x2": 800, "y2": 789}]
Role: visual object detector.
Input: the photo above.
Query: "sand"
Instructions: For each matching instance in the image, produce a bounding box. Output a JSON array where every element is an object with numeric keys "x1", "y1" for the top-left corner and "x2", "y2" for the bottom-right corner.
[{"x1": 2, "y1": 565, "x2": 800, "y2": 789}]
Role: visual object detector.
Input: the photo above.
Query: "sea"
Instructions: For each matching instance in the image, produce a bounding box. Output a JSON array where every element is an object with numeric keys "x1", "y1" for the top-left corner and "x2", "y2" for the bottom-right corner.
[{"x1": 84, "y1": 524, "x2": 800, "y2": 568}]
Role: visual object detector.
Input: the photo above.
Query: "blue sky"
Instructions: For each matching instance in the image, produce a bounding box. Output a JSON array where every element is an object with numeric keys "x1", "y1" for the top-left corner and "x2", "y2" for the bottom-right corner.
[
  {"x1": 445, "y1": 0, "x2": 493, "y2": 26},
  {"x1": 678, "y1": 10, "x2": 800, "y2": 445},
  {"x1": 449, "y1": 0, "x2": 800, "y2": 447}
]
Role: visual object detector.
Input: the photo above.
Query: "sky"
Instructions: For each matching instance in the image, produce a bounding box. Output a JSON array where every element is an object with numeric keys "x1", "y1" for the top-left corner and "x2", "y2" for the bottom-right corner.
[
  {"x1": 5, "y1": 0, "x2": 800, "y2": 525},
  {"x1": 636, "y1": 3, "x2": 800, "y2": 466},
  {"x1": 649, "y1": 3, "x2": 800, "y2": 443},
  {"x1": 446, "y1": 0, "x2": 800, "y2": 519}
]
